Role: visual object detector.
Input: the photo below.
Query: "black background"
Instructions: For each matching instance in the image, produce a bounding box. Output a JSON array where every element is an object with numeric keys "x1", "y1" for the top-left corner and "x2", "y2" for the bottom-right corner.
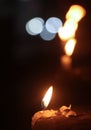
[{"x1": 0, "y1": 0, "x2": 91, "y2": 130}]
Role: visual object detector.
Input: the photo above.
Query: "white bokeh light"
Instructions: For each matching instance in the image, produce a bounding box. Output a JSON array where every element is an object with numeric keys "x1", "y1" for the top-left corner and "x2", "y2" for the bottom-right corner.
[
  {"x1": 40, "y1": 26, "x2": 56, "y2": 41},
  {"x1": 45, "y1": 17, "x2": 63, "y2": 34},
  {"x1": 25, "y1": 17, "x2": 44, "y2": 35}
]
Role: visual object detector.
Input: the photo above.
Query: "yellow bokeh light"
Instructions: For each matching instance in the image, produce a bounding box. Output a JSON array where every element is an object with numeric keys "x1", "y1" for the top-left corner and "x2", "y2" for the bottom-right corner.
[
  {"x1": 64, "y1": 19, "x2": 78, "y2": 30},
  {"x1": 64, "y1": 38, "x2": 77, "y2": 56},
  {"x1": 58, "y1": 19, "x2": 78, "y2": 41},
  {"x1": 66, "y1": 5, "x2": 86, "y2": 22}
]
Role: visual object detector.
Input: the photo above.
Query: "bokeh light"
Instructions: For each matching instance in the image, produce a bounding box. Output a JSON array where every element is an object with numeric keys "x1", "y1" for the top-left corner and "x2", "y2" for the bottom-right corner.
[
  {"x1": 64, "y1": 38, "x2": 77, "y2": 56},
  {"x1": 58, "y1": 19, "x2": 78, "y2": 41},
  {"x1": 25, "y1": 17, "x2": 44, "y2": 35},
  {"x1": 45, "y1": 17, "x2": 63, "y2": 34},
  {"x1": 66, "y1": 5, "x2": 86, "y2": 22},
  {"x1": 40, "y1": 26, "x2": 56, "y2": 41}
]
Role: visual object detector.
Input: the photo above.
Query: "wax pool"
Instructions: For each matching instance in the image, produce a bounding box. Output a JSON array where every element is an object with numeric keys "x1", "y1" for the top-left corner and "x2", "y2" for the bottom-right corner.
[{"x1": 31, "y1": 105, "x2": 78, "y2": 130}]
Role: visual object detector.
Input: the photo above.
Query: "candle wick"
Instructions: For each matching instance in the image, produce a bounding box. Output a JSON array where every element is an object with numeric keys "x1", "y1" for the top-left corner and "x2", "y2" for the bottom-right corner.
[{"x1": 41, "y1": 101, "x2": 46, "y2": 110}]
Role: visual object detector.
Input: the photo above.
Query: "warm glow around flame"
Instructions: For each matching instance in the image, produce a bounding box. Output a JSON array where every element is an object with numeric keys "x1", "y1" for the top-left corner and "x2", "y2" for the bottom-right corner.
[
  {"x1": 42, "y1": 86, "x2": 53, "y2": 109},
  {"x1": 58, "y1": 19, "x2": 78, "y2": 41},
  {"x1": 66, "y1": 5, "x2": 86, "y2": 22},
  {"x1": 64, "y1": 38, "x2": 76, "y2": 56}
]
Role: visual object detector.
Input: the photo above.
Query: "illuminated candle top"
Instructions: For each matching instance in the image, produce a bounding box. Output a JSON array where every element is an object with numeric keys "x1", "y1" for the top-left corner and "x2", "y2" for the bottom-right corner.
[{"x1": 41, "y1": 86, "x2": 53, "y2": 109}]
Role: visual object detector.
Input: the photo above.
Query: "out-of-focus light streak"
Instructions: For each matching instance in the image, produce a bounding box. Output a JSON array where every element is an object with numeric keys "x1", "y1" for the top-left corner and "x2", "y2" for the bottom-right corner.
[
  {"x1": 66, "y1": 5, "x2": 86, "y2": 22},
  {"x1": 64, "y1": 38, "x2": 77, "y2": 56}
]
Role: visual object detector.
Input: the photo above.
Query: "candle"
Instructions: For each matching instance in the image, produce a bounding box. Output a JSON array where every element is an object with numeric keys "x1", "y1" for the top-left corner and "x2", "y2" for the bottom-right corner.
[
  {"x1": 32, "y1": 86, "x2": 57, "y2": 126},
  {"x1": 31, "y1": 86, "x2": 91, "y2": 130},
  {"x1": 32, "y1": 107, "x2": 91, "y2": 130},
  {"x1": 31, "y1": 86, "x2": 77, "y2": 130}
]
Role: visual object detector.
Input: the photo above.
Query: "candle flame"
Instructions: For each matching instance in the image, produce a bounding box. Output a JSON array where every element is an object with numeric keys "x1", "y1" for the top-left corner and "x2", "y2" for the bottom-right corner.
[
  {"x1": 64, "y1": 38, "x2": 76, "y2": 56},
  {"x1": 41, "y1": 86, "x2": 53, "y2": 109},
  {"x1": 66, "y1": 5, "x2": 86, "y2": 22}
]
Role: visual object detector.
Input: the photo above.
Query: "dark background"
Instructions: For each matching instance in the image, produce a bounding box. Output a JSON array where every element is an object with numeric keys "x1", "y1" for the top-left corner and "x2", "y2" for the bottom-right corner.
[{"x1": 0, "y1": 0, "x2": 91, "y2": 130}]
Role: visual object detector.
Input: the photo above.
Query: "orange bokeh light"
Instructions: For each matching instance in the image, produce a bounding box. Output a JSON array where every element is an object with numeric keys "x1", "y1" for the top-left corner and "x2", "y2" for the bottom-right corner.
[
  {"x1": 58, "y1": 19, "x2": 78, "y2": 41},
  {"x1": 66, "y1": 5, "x2": 86, "y2": 22},
  {"x1": 64, "y1": 38, "x2": 77, "y2": 56}
]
